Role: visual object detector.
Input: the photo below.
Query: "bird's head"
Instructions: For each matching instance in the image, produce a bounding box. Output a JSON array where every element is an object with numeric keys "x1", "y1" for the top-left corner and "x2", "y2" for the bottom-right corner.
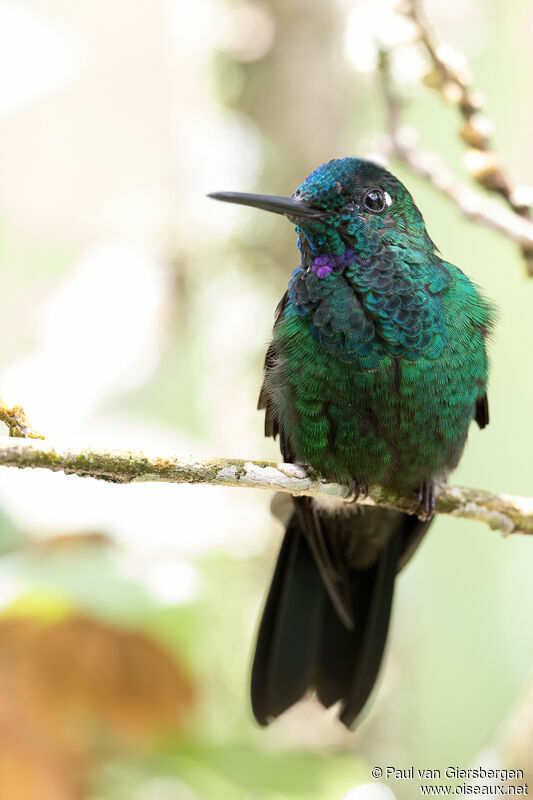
[{"x1": 209, "y1": 157, "x2": 434, "y2": 263}]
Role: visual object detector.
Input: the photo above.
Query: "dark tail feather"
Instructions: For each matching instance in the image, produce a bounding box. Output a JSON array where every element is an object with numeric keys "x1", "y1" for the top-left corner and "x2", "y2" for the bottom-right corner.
[
  {"x1": 251, "y1": 503, "x2": 430, "y2": 728},
  {"x1": 313, "y1": 567, "x2": 372, "y2": 709},
  {"x1": 251, "y1": 516, "x2": 324, "y2": 725},
  {"x1": 339, "y1": 529, "x2": 401, "y2": 727}
]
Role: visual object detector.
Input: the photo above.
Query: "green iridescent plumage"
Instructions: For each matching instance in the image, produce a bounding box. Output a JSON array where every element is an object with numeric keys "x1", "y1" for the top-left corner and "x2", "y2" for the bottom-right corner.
[
  {"x1": 210, "y1": 157, "x2": 495, "y2": 728},
  {"x1": 261, "y1": 159, "x2": 494, "y2": 490}
]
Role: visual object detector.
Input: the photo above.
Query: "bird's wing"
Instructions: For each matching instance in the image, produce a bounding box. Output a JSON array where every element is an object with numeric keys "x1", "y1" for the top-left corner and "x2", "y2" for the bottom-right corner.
[
  {"x1": 474, "y1": 393, "x2": 489, "y2": 429},
  {"x1": 258, "y1": 291, "x2": 288, "y2": 444}
]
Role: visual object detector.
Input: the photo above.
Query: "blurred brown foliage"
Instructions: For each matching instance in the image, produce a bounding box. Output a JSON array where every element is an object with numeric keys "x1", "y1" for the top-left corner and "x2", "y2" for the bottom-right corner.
[{"x1": 0, "y1": 614, "x2": 195, "y2": 800}]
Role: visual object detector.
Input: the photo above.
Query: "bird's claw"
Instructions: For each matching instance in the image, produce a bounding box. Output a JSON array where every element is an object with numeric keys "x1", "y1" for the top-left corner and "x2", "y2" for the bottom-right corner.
[
  {"x1": 347, "y1": 479, "x2": 369, "y2": 504},
  {"x1": 410, "y1": 480, "x2": 435, "y2": 521}
]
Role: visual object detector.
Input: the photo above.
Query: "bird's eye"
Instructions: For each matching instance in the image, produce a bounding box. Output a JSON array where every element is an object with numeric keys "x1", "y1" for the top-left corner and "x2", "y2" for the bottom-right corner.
[{"x1": 362, "y1": 187, "x2": 392, "y2": 213}]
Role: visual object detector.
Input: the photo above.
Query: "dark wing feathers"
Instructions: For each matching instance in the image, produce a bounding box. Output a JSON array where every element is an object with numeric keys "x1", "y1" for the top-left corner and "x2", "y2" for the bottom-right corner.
[
  {"x1": 258, "y1": 292, "x2": 289, "y2": 441},
  {"x1": 475, "y1": 393, "x2": 489, "y2": 429},
  {"x1": 258, "y1": 340, "x2": 279, "y2": 439}
]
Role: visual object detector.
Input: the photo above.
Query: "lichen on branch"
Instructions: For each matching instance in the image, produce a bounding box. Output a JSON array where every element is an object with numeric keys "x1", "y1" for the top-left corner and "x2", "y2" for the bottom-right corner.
[
  {"x1": 0, "y1": 399, "x2": 44, "y2": 440},
  {"x1": 0, "y1": 437, "x2": 531, "y2": 537}
]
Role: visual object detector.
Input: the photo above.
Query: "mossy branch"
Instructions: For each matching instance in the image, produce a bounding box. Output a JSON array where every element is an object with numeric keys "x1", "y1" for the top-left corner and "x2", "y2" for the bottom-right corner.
[
  {"x1": 0, "y1": 398, "x2": 45, "y2": 440},
  {"x1": 0, "y1": 437, "x2": 532, "y2": 537}
]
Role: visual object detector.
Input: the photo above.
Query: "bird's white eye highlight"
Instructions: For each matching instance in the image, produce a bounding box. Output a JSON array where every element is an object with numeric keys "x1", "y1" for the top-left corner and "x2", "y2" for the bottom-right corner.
[{"x1": 384, "y1": 190, "x2": 392, "y2": 207}]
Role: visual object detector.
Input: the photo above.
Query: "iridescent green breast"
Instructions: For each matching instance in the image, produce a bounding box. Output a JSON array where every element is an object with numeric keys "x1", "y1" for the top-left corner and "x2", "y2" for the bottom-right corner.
[{"x1": 264, "y1": 259, "x2": 493, "y2": 490}]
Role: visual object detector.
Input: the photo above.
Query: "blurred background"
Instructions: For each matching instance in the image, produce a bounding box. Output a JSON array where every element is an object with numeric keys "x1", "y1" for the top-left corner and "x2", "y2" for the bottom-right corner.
[{"x1": 0, "y1": 0, "x2": 533, "y2": 798}]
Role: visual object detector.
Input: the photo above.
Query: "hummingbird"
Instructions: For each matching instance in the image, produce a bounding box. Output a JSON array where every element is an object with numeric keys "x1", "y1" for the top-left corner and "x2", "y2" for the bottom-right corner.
[{"x1": 209, "y1": 158, "x2": 494, "y2": 728}]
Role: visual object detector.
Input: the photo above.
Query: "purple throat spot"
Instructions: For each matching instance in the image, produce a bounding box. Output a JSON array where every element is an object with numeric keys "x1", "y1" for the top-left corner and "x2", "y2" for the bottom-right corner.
[{"x1": 310, "y1": 249, "x2": 355, "y2": 279}]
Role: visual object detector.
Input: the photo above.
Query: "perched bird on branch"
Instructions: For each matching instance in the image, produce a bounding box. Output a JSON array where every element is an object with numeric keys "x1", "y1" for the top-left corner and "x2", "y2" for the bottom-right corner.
[{"x1": 209, "y1": 158, "x2": 494, "y2": 728}]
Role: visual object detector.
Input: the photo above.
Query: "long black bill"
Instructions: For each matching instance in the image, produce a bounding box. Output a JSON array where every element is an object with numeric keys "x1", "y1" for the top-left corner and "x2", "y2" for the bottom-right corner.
[{"x1": 207, "y1": 191, "x2": 322, "y2": 220}]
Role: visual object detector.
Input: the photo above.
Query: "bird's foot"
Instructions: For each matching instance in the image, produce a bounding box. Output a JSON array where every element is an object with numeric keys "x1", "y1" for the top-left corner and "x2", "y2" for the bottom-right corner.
[
  {"x1": 410, "y1": 480, "x2": 435, "y2": 521},
  {"x1": 347, "y1": 479, "x2": 369, "y2": 505}
]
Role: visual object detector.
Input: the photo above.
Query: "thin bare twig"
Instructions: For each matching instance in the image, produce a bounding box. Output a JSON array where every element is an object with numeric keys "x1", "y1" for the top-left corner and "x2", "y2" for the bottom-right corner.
[
  {"x1": 400, "y1": 0, "x2": 533, "y2": 271},
  {"x1": 378, "y1": 50, "x2": 533, "y2": 255},
  {"x1": 0, "y1": 437, "x2": 532, "y2": 537}
]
